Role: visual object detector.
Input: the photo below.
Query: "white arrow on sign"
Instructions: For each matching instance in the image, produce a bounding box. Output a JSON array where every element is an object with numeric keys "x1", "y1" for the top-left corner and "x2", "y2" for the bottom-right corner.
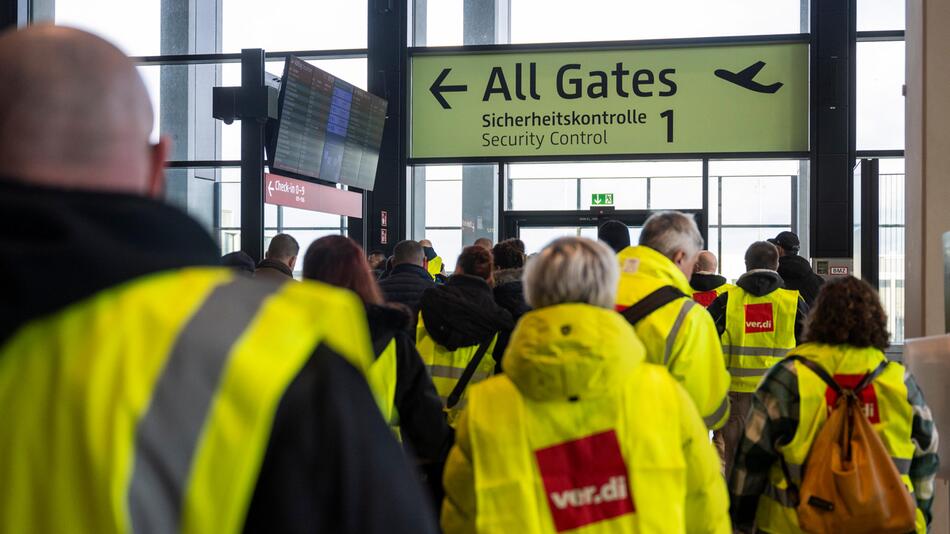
[{"x1": 267, "y1": 180, "x2": 274, "y2": 197}]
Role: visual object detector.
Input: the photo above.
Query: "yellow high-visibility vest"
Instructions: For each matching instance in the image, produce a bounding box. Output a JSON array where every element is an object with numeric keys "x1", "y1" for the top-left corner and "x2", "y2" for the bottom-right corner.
[
  {"x1": 721, "y1": 285, "x2": 799, "y2": 393},
  {"x1": 427, "y1": 256, "x2": 444, "y2": 280},
  {"x1": 614, "y1": 245, "x2": 731, "y2": 429},
  {"x1": 754, "y1": 343, "x2": 925, "y2": 534},
  {"x1": 457, "y1": 304, "x2": 730, "y2": 533},
  {"x1": 0, "y1": 268, "x2": 375, "y2": 534},
  {"x1": 416, "y1": 313, "x2": 498, "y2": 427},
  {"x1": 366, "y1": 338, "x2": 401, "y2": 440}
]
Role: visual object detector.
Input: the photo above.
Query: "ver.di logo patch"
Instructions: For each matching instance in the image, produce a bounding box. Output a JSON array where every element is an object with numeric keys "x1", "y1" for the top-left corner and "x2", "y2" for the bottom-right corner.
[
  {"x1": 535, "y1": 430, "x2": 635, "y2": 532},
  {"x1": 825, "y1": 375, "x2": 882, "y2": 424},
  {"x1": 744, "y1": 302, "x2": 775, "y2": 333}
]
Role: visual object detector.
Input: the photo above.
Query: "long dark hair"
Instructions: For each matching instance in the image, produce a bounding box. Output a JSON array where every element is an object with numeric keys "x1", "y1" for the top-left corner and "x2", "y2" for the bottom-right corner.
[
  {"x1": 803, "y1": 276, "x2": 890, "y2": 350},
  {"x1": 303, "y1": 235, "x2": 384, "y2": 306}
]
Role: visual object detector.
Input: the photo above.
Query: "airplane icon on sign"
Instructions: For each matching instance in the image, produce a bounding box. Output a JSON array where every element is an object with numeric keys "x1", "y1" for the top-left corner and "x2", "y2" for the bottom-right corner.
[{"x1": 714, "y1": 61, "x2": 783, "y2": 94}]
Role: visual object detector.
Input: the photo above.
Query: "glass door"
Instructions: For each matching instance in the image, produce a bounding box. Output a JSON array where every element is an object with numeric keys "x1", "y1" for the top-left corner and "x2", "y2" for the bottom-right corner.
[{"x1": 504, "y1": 208, "x2": 706, "y2": 255}]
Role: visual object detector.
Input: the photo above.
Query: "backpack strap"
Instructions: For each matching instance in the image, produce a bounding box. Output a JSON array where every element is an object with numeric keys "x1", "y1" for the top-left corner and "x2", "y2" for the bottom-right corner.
[
  {"x1": 788, "y1": 356, "x2": 843, "y2": 396},
  {"x1": 853, "y1": 359, "x2": 889, "y2": 394},
  {"x1": 445, "y1": 337, "x2": 494, "y2": 409},
  {"x1": 620, "y1": 286, "x2": 686, "y2": 326},
  {"x1": 789, "y1": 355, "x2": 889, "y2": 396}
]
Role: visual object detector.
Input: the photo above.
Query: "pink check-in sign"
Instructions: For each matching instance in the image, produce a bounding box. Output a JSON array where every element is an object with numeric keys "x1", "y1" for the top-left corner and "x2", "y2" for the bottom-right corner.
[{"x1": 264, "y1": 173, "x2": 363, "y2": 219}]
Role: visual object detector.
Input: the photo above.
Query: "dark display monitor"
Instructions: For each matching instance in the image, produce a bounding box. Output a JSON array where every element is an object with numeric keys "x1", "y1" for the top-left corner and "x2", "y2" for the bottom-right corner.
[{"x1": 270, "y1": 56, "x2": 387, "y2": 191}]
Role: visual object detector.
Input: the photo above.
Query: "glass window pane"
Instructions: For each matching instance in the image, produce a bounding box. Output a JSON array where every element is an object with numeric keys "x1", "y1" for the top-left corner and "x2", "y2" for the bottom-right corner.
[
  {"x1": 511, "y1": 179, "x2": 578, "y2": 211},
  {"x1": 421, "y1": 0, "x2": 465, "y2": 46},
  {"x1": 220, "y1": 182, "x2": 241, "y2": 227},
  {"x1": 857, "y1": 41, "x2": 905, "y2": 150},
  {"x1": 520, "y1": 227, "x2": 580, "y2": 255},
  {"x1": 580, "y1": 179, "x2": 648, "y2": 210},
  {"x1": 719, "y1": 227, "x2": 791, "y2": 281},
  {"x1": 511, "y1": 0, "x2": 804, "y2": 44},
  {"x1": 719, "y1": 176, "x2": 792, "y2": 225},
  {"x1": 137, "y1": 64, "x2": 221, "y2": 156},
  {"x1": 858, "y1": 0, "x2": 905, "y2": 31},
  {"x1": 426, "y1": 180, "x2": 463, "y2": 227},
  {"x1": 649, "y1": 177, "x2": 703, "y2": 209},
  {"x1": 223, "y1": 0, "x2": 367, "y2": 52},
  {"x1": 55, "y1": 0, "x2": 161, "y2": 56},
  {"x1": 424, "y1": 229, "x2": 463, "y2": 273},
  {"x1": 508, "y1": 161, "x2": 701, "y2": 211},
  {"x1": 282, "y1": 206, "x2": 344, "y2": 229},
  {"x1": 878, "y1": 157, "x2": 904, "y2": 344}
]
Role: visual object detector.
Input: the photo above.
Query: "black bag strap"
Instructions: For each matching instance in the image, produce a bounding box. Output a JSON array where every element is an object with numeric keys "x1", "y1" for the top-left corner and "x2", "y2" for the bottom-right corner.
[
  {"x1": 445, "y1": 337, "x2": 494, "y2": 409},
  {"x1": 620, "y1": 285, "x2": 686, "y2": 326}
]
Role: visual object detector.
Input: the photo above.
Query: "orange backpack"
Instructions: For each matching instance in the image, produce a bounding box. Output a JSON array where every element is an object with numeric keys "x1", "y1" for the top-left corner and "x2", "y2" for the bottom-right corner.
[{"x1": 786, "y1": 356, "x2": 917, "y2": 534}]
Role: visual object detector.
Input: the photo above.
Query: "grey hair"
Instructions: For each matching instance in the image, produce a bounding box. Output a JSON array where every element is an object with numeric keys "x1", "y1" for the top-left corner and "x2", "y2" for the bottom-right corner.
[
  {"x1": 639, "y1": 211, "x2": 704, "y2": 261},
  {"x1": 524, "y1": 237, "x2": 619, "y2": 310}
]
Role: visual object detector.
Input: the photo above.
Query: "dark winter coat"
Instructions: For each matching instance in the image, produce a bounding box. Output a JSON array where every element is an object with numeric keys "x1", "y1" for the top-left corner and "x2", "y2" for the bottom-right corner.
[
  {"x1": 254, "y1": 258, "x2": 294, "y2": 281},
  {"x1": 365, "y1": 303, "x2": 453, "y2": 464},
  {"x1": 418, "y1": 274, "x2": 515, "y2": 362},
  {"x1": 492, "y1": 268, "x2": 531, "y2": 324},
  {"x1": 690, "y1": 272, "x2": 729, "y2": 292},
  {"x1": 777, "y1": 254, "x2": 825, "y2": 307},
  {"x1": 707, "y1": 269, "x2": 810, "y2": 344},
  {"x1": 378, "y1": 263, "x2": 435, "y2": 318},
  {"x1": 0, "y1": 181, "x2": 436, "y2": 534}
]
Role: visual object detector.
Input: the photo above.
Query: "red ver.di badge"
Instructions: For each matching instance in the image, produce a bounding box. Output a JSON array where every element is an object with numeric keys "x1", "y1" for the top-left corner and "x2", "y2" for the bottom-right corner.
[{"x1": 534, "y1": 430, "x2": 635, "y2": 532}]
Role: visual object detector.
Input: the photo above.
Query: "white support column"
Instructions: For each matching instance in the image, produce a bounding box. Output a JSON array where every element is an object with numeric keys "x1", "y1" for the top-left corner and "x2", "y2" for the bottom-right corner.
[{"x1": 906, "y1": 2, "x2": 950, "y2": 532}]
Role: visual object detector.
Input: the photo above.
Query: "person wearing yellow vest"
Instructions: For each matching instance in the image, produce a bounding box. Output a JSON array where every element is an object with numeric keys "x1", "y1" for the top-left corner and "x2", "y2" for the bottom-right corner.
[
  {"x1": 0, "y1": 26, "x2": 436, "y2": 534},
  {"x1": 302, "y1": 236, "x2": 453, "y2": 463},
  {"x1": 689, "y1": 250, "x2": 734, "y2": 308},
  {"x1": 729, "y1": 276, "x2": 939, "y2": 534},
  {"x1": 417, "y1": 246, "x2": 515, "y2": 427},
  {"x1": 442, "y1": 237, "x2": 731, "y2": 534},
  {"x1": 707, "y1": 241, "x2": 808, "y2": 475},
  {"x1": 420, "y1": 239, "x2": 448, "y2": 283},
  {"x1": 600, "y1": 215, "x2": 731, "y2": 430}
]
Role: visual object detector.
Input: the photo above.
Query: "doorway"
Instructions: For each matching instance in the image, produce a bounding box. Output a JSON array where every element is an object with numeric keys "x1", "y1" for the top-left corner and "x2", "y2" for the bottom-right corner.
[{"x1": 502, "y1": 208, "x2": 707, "y2": 255}]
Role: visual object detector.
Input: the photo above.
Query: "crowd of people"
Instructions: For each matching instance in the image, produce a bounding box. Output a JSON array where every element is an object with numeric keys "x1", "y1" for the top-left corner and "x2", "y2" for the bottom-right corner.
[{"x1": 0, "y1": 25, "x2": 940, "y2": 534}]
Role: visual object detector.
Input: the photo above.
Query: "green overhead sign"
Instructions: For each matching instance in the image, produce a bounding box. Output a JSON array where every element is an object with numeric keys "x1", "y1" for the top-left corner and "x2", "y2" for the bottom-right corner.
[
  {"x1": 409, "y1": 41, "x2": 809, "y2": 161},
  {"x1": 591, "y1": 193, "x2": 614, "y2": 206}
]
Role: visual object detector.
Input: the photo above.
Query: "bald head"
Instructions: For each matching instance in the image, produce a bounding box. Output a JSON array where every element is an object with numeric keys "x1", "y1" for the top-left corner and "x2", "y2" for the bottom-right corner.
[
  {"x1": 695, "y1": 250, "x2": 718, "y2": 274},
  {"x1": 0, "y1": 26, "x2": 165, "y2": 195}
]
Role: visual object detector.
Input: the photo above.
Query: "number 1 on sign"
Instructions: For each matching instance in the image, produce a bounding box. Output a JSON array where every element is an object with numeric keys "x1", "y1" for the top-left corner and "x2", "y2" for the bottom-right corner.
[{"x1": 660, "y1": 109, "x2": 674, "y2": 143}]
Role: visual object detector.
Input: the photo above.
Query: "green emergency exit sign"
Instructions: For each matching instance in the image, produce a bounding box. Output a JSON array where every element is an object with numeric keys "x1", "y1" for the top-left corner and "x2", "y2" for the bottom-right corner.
[
  {"x1": 410, "y1": 40, "x2": 808, "y2": 161},
  {"x1": 592, "y1": 193, "x2": 614, "y2": 206}
]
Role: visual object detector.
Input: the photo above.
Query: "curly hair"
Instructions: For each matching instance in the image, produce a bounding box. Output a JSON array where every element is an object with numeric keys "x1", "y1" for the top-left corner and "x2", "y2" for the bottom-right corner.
[
  {"x1": 492, "y1": 240, "x2": 526, "y2": 270},
  {"x1": 803, "y1": 276, "x2": 890, "y2": 350}
]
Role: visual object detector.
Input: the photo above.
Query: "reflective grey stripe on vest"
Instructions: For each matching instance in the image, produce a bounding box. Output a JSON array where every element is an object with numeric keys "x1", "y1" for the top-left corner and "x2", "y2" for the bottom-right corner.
[
  {"x1": 723, "y1": 346, "x2": 790, "y2": 358},
  {"x1": 429, "y1": 364, "x2": 490, "y2": 383},
  {"x1": 703, "y1": 395, "x2": 730, "y2": 428},
  {"x1": 664, "y1": 299, "x2": 696, "y2": 365},
  {"x1": 128, "y1": 277, "x2": 284, "y2": 534},
  {"x1": 728, "y1": 367, "x2": 769, "y2": 377}
]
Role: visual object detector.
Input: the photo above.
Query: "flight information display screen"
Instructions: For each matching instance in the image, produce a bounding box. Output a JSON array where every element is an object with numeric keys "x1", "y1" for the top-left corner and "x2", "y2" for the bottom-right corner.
[{"x1": 271, "y1": 56, "x2": 387, "y2": 191}]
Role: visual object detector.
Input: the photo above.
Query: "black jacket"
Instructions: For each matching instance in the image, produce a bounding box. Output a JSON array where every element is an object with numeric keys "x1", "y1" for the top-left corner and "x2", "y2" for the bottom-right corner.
[
  {"x1": 493, "y1": 268, "x2": 531, "y2": 324},
  {"x1": 0, "y1": 182, "x2": 436, "y2": 534},
  {"x1": 366, "y1": 303, "x2": 453, "y2": 464},
  {"x1": 778, "y1": 254, "x2": 825, "y2": 307},
  {"x1": 707, "y1": 269, "x2": 810, "y2": 344},
  {"x1": 419, "y1": 274, "x2": 515, "y2": 363},
  {"x1": 378, "y1": 263, "x2": 435, "y2": 318},
  {"x1": 690, "y1": 272, "x2": 729, "y2": 292}
]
